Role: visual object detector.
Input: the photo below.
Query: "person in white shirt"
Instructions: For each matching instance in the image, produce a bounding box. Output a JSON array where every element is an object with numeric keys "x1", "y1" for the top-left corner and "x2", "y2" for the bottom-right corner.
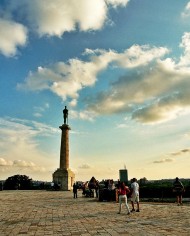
[{"x1": 130, "y1": 178, "x2": 140, "y2": 212}]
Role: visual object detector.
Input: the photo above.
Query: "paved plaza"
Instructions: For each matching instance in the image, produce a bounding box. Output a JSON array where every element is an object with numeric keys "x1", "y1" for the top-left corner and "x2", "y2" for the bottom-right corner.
[{"x1": 0, "y1": 190, "x2": 190, "y2": 236}]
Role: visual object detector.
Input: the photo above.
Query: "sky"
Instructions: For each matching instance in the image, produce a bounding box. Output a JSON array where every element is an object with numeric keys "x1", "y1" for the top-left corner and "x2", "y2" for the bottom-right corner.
[{"x1": 1, "y1": 0, "x2": 190, "y2": 182}]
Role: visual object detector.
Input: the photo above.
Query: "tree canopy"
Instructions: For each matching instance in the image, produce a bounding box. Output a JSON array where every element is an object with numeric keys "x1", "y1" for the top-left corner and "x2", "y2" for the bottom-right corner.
[{"x1": 4, "y1": 174, "x2": 32, "y2": 190}]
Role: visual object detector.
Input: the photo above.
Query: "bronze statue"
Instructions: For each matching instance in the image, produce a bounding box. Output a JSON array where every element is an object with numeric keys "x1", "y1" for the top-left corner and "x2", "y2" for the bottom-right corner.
[{"x1": 63, "y1": 106, "x2": 68, "y2": 124}]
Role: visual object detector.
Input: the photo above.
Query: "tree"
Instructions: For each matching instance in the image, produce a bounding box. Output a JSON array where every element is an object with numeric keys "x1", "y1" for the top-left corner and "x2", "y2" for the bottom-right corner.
[{"x1": 4, "y1": 174, "x2": 32, "y2": 190}]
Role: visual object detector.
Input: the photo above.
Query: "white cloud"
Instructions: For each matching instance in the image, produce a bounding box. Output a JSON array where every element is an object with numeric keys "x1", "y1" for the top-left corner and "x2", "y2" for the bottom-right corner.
[
  {"x1": 0, "y1": 158, "x2": 13, "y2": 166},
  {"x1": 8, "y1": 0, "x2": 130, "y2": 37},
  {"x1": 0, "y1": 0, "x2": 130, "y2": 57},
  {"x1": 8, "y1": 0, "x2": 110, "y2": 37},
  {"x1": 178, "y1": 32, "x2": 190, "y2": 67},
  {"x1": 106, "y1": 0, "x2": 130, "y2": 8},
  {"x1": 15, "y1": 27, "x2": 190, "y2": 125},
  {"x1": 33, "y1": 103, "x2": 50, "y2": 118},
  {"x1": 115, "y1": 45, "x2": 169, "y2": 68},
  {"x1": 0, "y1": 18, "x2": 27, "y2": 57},
  {"x1": 18, "y1": 45, "x2": 168, "y2": 107},
  {"x1": 116, "y1": 123, "x2": 128, "y2": 128},
  {"x1": 13, "y1": 160, "x2": 36, "y2": 167},
  {"x1": 181, "y1": 2, "x2": 190, "y2": 18},
  {"x1": 69, "y1": 109, "x2": 96, "y2": 121},
  {"x1": 85, "y1": 33, "x2": 190, "y2": 124}
]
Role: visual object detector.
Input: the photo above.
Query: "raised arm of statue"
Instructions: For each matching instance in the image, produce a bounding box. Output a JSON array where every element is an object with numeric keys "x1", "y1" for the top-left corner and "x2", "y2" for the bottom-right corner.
[{"x1": 63, "y1": 106, "x2": 68, "y2": 124}]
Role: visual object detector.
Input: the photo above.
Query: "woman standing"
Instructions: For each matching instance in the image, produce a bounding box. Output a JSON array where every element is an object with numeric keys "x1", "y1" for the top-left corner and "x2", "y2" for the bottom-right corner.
[{"x1": 117, "y1": 182, "x2": 130, "y2": 215}]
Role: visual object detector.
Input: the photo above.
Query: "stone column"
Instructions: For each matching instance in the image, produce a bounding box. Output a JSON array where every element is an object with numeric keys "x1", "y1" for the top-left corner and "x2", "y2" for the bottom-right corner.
[
  {"x1": 53, "y1": 123, "x2": 75, "y2": 191},
  {"x1": 59, "y1": 124, "x2": 70, "y2": 169}
]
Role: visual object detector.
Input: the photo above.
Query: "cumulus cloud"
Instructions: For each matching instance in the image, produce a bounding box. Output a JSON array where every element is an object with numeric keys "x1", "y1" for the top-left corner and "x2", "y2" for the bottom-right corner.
[
  {"x1": 68, "y1": 109, "x2": 96, "y2": 121},
  {"x1": 14, "y1": 23, "x2": 190, "y2": 125},
  {"x1": 0, "y1": 0, "x2": 130, "y2": 57},
  {"x1": 178, "y1": 32, "x2": 190, "y2": 67},
  {"x1": 85, "y1": 33, "x2": 190, "y2": 124},
  {"x1": 18, "y1": 45, "x2": 168, "y2": 109},
  {"x1": 13, "y1": 160, "x2": 36, "y2": 167},
  {"x1": 0, "y1": 158, "x2": 13, "y2": 166},
  {"x1": 0, "y1": 157, "x2": 47, "y2": 176},
  {"x1": 181, "y1": 2, "x2": 190, "y2": 18},
  {"x1": 15, "y1": 0, "x2": 107, "y2": 36},
  {"x1": 8, "y1": 0, "x2": 130, "y2": 37},
  {"x1": 0, "y1": 18, "x2": 27, "y2": 57}
]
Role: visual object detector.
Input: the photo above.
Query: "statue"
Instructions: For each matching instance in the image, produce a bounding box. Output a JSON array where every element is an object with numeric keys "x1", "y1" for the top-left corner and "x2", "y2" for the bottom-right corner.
[{"x1": 63, "y1": 106, "x2": 68, "y2": 124}]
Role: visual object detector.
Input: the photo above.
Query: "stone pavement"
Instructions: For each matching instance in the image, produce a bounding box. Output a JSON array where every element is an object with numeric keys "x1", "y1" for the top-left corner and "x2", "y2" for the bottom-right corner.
[{"x1": 0, "y1": 190, "x2": 190, "y2": 236}]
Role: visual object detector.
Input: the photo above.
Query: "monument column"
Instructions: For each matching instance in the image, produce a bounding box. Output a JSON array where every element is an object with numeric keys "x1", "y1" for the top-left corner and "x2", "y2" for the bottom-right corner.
[
  {"x1": 59, "y1": 124, "x2": 70, "y2": 170},
  {"x1": 52, "y1": 106, "x2": 75, "y2": 191}
]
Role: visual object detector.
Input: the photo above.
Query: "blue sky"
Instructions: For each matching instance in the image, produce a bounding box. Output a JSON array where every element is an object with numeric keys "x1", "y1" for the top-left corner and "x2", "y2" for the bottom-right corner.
[{"x1": 1, "y1": 0, "x2": 190, "y2": 182}]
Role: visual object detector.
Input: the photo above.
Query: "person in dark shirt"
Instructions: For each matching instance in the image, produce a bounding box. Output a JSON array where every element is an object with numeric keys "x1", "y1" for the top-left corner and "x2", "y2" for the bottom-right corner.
[
  {"x1": 173, "y1": 177, "x2": 184, "y2": 205},
  {"x1": 73, "y1": 183, "x2": 78, "y2": 198}
]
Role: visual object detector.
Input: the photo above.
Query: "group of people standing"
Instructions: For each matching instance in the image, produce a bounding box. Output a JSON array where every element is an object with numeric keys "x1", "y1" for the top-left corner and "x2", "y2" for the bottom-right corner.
[
  {"x1": 117, "y1": 178, "x2": 140, "y2": 215},
  {"x1": 72, "y1": 176, "x2": 185, "y2": 213}
]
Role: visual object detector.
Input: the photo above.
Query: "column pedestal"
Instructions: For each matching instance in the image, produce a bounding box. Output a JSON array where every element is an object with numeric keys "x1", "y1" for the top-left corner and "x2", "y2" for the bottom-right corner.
[{"x1": 53, "y1": 168, "x2": 75, "y2": 191}]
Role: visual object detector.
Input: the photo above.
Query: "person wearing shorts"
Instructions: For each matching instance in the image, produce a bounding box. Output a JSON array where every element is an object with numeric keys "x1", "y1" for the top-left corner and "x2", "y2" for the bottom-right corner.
[{"x1": 130, "y1": 178, "x2": 140, "y2": 212}]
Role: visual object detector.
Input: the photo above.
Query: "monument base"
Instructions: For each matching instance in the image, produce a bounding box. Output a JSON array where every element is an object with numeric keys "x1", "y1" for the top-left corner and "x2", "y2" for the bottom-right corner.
[{"x1": 52, "y1": 168, "x2": 75, "y2": 191}]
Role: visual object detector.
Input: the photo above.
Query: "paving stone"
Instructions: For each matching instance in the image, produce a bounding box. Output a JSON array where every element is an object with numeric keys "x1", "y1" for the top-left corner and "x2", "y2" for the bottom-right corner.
[{"x1": 0, "y1": 190, "x2": 190, "y2": 235}]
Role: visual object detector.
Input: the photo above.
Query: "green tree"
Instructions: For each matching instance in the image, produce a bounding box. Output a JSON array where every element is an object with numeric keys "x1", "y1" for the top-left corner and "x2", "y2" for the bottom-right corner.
[{"x1": 4, "y1": 174, "x2": 32, "y2": 190}]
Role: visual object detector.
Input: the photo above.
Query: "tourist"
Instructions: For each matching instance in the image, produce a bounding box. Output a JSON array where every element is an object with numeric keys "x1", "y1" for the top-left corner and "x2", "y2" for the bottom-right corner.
[
  {"x1": 107, "y1": 179, "x2": 115, "y2": 201},
  {"x1": 117, "y1": 182, "x2": 130, "y2": 215},
  {"x1": 73, "y1": 183, "x2": 78, "y2": 198},
  {"x1": 51, "y1": 182, "x2": 54, "y2": 190},
  {"x1": 130, "y1": 178, "x2": 140, "y2": 212},
  {"x1": 173, "y1": 177, "x2": 184, "y2": 205}
]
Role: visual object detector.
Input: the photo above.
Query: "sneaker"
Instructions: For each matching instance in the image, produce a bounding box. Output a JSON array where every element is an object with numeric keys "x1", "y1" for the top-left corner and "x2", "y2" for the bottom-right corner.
[
  {"x1": 117, "y1": 212, "x2": 120, "y2": 214},
  {"x1": 131, "y1": 209, "x2": 135, "y2": 212},
  {"x1": 136, "y1": 209, "x2": 140, "y2": 212},
  {"x1": 127, "y1": 212, "x2": 130, "y2": 215}
]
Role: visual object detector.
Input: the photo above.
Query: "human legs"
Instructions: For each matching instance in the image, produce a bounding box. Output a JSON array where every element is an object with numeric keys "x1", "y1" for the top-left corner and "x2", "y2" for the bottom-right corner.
[
  {"x1": 124, "y1": 196, "x2": 130, "y2": 214},
  {"x1": 118, "y1": 195, "x2": 122, "y2": 213},
  {"x1": 131, "y1": 194, "x2": 140, "y2": 212},
  {"x1": 176, "y1": 194, "x2": 182, "y2": 205},
  {"x1": 179, "y1": 195, "x2": 182, "y2": 204},
  {"x1": 176, "y1": 194, "x2": 180, "y2": 204},
  {"x1": 135, "y1": 201, "x2": 140, "y2": 212},
  {"x1": 131, "y1": 194, "x2": 135, "y2": 211},
  {"x1": 131, "y1": 200, "x2": 135, "y2": 211},
  {"x1": 118, "y1": 195, "x2": 130, "y2": 214}
]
